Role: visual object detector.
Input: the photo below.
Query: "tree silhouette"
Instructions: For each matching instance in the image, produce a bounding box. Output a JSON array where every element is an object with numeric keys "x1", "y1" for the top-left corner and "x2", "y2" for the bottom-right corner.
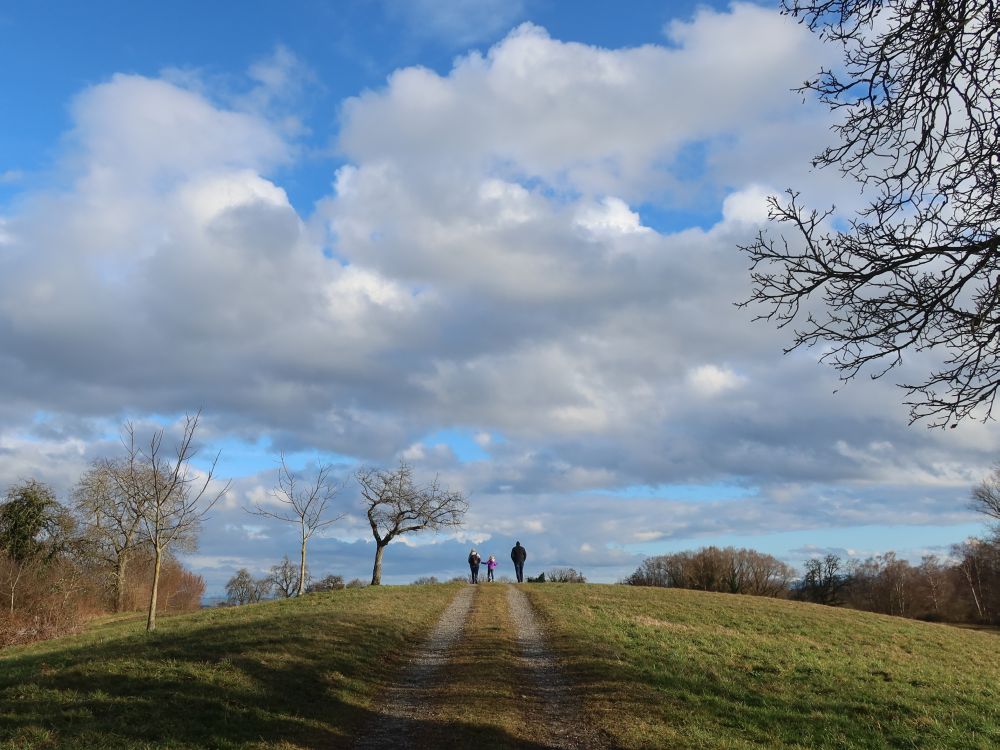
[{"x1": 740, "y1": 0, "x2": 1000, "y2": 427}]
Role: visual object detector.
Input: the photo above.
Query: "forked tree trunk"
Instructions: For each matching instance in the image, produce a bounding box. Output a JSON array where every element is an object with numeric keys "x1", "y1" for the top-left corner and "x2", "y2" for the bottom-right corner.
[
  {"x1": 147, "y1": 546, "x2": 162, "y2": 632},
  {"x1": 371, "y1": 542, "x2": 388, "y2": 586}
]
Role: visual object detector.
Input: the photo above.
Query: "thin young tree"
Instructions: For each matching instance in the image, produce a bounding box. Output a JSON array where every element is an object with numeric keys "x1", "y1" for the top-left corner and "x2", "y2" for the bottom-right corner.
[
  {"x1": 123, "y1": 412, "x2": 230, "y2": 631},
  {"x1": 739, "y1": 0, "x2": 1000, "y2": 427},
  {"x1": 72, "y1": 458, "x2": 148, "y2": 612},
  {"x1": 247, "y1": 455, "x2": 343, "y2": 596},
  {"x1": 357, "y1": 461, "x2": 468, "y2": 585}
]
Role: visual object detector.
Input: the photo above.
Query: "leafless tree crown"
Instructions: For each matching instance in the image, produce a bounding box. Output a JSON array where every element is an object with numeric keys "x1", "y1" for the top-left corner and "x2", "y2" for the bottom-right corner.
[
  {"x1": 124, "y1": 413, "x2": 228, "y2": 553},
  {"x1": 358, "y1": 461, "x2": 468, "y2": 585},
  {"x1": 972, "y1": 463, "x2": 1000, "y2": 523},
  {"x1": 358, "y1": 461, "x2": 468, "y2": 545},
  {"x1": 247, "y1": 455, "x2": 344, "y2": 596},
  {"x1": 248, "y1": 456, "x2": 343, "y2": 538},
  {"x1": 740, "y1": 0, "x2": 1000, "y2": 427},
  {"x1": 121, "y1": 412, "x2": 230, "y2": 630}
]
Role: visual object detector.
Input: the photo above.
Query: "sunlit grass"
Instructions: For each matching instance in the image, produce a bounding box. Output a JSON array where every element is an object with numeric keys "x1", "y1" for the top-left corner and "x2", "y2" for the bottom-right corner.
[
  {"x1": 4, "y1": 582, "x2": 997, "y2": 749},
  {"x1": 525, "y1": 584, "x2": 1000, "y2": 749}
]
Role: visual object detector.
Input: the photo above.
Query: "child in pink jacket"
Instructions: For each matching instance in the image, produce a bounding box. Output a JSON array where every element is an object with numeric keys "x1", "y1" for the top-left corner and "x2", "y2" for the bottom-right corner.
[{"x1": 486, "y1": 554, "x2": 498, "y2": 582}]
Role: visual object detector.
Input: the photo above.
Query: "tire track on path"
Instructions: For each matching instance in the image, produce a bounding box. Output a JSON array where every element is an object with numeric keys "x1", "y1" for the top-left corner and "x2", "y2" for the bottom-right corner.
[
  {"x1": 355, "y1": 584, "x2": 475, "y2": 749},
  {"x1": 506, "y1": 585, "x2": 604, "y2": 749}
]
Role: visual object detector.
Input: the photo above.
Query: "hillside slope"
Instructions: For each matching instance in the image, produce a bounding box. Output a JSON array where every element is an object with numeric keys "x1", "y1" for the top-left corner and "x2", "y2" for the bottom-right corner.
[
  {"x1": 1, "y1": 583, "x2": 998, "y2": 749},
  {"x1": 525, "y1": 584, "x2": 1000, "y2": 749},
  {"x1": 0, "y1": 584, "x2": 459, "y2": 749}
]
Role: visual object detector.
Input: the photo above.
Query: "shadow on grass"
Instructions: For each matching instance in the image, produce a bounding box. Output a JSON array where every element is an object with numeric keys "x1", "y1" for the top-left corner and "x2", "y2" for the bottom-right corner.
[{"x1": 0, "y1": 608, "x2": 576, "y2": 749}]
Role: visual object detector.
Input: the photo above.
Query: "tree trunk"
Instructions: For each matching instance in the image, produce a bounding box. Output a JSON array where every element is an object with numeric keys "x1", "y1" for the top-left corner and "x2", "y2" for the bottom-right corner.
[
  {"x1": 298, "y1": 534, "x2": 307, "y2": 597},
  {"x1": 114, "y1": 555, "x2": 128, "y2": 613},
  {"x1": 9, "y1": 564, "x2": 21, "y2": 615},
  {"x1": 147, "y1": 545, "x2": 162, "y2": 632},
  {"x1": 371, "y1": 542, "x2": 387, "y2": 586}
]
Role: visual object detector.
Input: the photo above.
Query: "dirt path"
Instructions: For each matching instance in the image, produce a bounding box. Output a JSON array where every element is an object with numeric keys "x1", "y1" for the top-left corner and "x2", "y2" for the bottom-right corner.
[
  {"x1": 506, "y1": 585, "x2": 602, "y2": 749},
  {"x1": 357, "y1": 583, "x2": 601, "y2": 749},
  {"x1": 355, "y1": 584, "x2": 475, "y2": 749}
]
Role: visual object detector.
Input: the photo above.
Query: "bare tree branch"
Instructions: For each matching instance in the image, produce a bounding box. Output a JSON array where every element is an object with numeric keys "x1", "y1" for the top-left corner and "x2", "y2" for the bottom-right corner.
[
  {"x1": 356, "y1": 461, "x2": 468, "y2": 585},
  {"x1": 739, "y1": 0, "x2": 1000, "y2": 427},
  {"x1": 121, "y1": 411, "x2": 230, "y2": 631},
  {"x1": 246, "y1": 455, "x2": 344, "y2": 596}
]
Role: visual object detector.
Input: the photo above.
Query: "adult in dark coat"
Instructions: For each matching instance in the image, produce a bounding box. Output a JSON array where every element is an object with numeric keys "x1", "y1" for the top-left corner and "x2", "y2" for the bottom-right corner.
[
  {"x1": 511, "y1": 541, "x2": 527, "y2": 583},
  {"x1": 468, "y1": 548, "x2": 482, "y2": 584}
]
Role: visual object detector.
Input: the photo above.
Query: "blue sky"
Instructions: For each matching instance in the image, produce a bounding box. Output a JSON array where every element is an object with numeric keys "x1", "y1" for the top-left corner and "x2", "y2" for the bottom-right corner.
[
  {"x1": 0, "y1": 0, "x2": 995, "y2": 594},
  {"x1": 0, "y1": 0, "x2": 755, "y2": 213}
]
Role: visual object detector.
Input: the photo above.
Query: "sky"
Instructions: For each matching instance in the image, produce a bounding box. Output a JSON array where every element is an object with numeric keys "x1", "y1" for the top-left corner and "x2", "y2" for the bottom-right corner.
[{"x1": 0, "y1": 0, "x2": 995, "y2": 595}]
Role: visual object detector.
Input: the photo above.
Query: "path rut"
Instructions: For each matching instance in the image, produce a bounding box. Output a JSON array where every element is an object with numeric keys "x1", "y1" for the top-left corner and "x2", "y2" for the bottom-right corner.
[
  {"x1": 506, "y1": 585, "x2": 602, "y2": 749},
  {"x1": 355, "y1": 584, "x2": 475, "y2": 749}
]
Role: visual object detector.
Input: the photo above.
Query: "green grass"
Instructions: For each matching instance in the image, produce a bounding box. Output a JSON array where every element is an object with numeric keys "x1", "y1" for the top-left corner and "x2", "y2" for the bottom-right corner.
[
  {"x1": 0, "y1": 584, "x2": 460, "y2": 749},
  {"x1": 525, "y1": 584, "x2": 1000, "y2": 749},
  {"x1": 3, "y1": 582, "x2": 999, "y2": 749}
]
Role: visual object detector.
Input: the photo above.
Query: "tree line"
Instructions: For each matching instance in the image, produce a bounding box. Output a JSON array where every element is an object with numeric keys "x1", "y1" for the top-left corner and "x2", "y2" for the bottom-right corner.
[
  {"x1": 623, "y1": 537, "x2": 1000, "y2": 627},
  {"x1": 0, "y1": 413, "x2": 224, "y2": 646},
  {"x1": 1, "y1": 411, "x2": 470, "y2": 644}
]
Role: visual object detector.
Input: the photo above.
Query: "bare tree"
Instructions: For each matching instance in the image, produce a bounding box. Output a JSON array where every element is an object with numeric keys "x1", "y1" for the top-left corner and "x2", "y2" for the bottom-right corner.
[
  {"x1": 72, "y1": 459, "x2": 148, "y2": 612},
  {"x1": 268, "y1": 554, "x2": 302, "y2": 598},
  {"x1": 739, "y1": 0, "x2": 1000, "y2": 427},
  {"x1": 247, "y1": 455, "x2": 343, "y2": 596},
  {"x1": 225, "y1": 568, "x2": 271, "y2": 605},
  {"x1": 799, "y1": 554, "x2": 848, "y2": 606},
  {"x1": 306, "y1": 574, "x2": 345, "y2": 593},
  {"x1": 356, "y1": 461, "x2": 468, "y2": 585},
  {"x1": 972, "y1": 463, "x2": 1000, "y2": 525},
  {"x1": 123, "y1": 413, "x2": 230, "y2": 631}
]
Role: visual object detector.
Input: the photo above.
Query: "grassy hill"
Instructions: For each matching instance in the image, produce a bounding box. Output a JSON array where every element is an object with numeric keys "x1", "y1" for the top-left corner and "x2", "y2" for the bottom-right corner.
[
  {"x1": 1, "y1": 582, "x2": 998, "y2": 749},
  {"x1": 524, "y1": 584, "x2": 1000, "y2": 749},
  {"x1": 0, "y1": 584, "x2": 459, "y2": 749}
]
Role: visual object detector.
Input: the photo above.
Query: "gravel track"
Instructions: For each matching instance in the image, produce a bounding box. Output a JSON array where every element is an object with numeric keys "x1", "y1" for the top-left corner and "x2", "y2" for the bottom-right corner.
[
  {"x1": 355, "y1": 585, "x2": 475, "y2": 749},
  {"x1": 506, "y1": 585, "x2": 602, "y2": 749}
]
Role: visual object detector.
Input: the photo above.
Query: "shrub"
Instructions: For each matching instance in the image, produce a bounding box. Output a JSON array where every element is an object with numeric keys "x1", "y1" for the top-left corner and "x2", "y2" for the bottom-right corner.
[
  {"x1": 307, "y1": 574, "x2": 345, "y2": 593},
  {"x1": 547, "y1": 568, "x2": 586, "y2": 583}
]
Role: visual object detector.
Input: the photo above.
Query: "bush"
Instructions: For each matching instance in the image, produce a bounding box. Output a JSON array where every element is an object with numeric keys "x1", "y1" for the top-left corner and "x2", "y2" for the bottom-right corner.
[
  {"x1": 547, "y1": 568, "x2": 586, "y2": 583},
  {"x1": 307, "y1": 574, "x2": 345, "y2": 593},
  {"x1": 345, "y1": 578, "x2": 368, "y2": 589},
  {"x1": 0, "y1": 555, "x2": 102, "y2": 648},
  {"x1": 411, "y1": 576, "x2": 439, "y2": 585}
]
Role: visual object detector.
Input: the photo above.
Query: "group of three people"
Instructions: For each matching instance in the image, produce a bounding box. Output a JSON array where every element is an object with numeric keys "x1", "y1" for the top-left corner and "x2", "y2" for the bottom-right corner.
[{"x1": 468, "y1": 541, "x2": 527, "y2": 583}]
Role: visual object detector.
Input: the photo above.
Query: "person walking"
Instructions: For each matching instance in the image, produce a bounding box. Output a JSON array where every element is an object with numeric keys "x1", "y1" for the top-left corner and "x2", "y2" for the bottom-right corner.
[
  {"x1": 486, "y1": 554, "x2": 497, "y2": 582},
  {"x1": 468, "y1": 548, "x2": 482, "y2": 584},
  {"x1": 511, "y1": 541, "x2": 526, "y2": 583}
]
